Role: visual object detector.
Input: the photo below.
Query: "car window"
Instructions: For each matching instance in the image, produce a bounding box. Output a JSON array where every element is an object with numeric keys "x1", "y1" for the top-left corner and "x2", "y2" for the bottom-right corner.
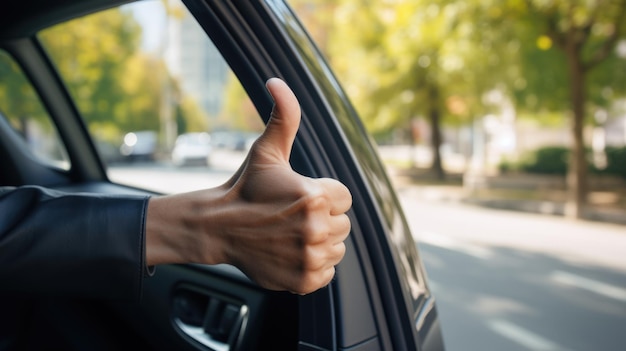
[
  {"x1": 0, "y1": 50, "x2": 70, "y2": 170},
  {"x1": 37, "y1": 0, "x2": 264, "y2": 194}
]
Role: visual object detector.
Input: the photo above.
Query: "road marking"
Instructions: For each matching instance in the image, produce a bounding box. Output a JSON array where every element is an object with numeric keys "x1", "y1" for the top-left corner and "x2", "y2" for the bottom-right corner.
[
  {"x1": 488, "y1": 318, "x2": 564, "y2": 351},
  {"x1": 550, "y1": 270, "x2": 626, "y2": 302}
]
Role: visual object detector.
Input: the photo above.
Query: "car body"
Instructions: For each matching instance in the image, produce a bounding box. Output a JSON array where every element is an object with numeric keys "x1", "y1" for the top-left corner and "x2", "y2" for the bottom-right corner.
[
  {"x1": 120, "y1": 130, "x2": 158, "y2": 162},
  {"x1": 0, "y1": 0, "x2": 445, "y2": 350},
  {"x1": 95, "y1": 138, "x2": 124, "y2": 164},
  {"x1": 172, "y1": 132, "x2": 212, "y2": 167},
  {"x1": 211, "y1": 130, "x2": 260, "y2": 152}
]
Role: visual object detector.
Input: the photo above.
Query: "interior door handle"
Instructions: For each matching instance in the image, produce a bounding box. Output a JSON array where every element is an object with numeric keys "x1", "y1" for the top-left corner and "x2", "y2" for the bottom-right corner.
[{"x1": 172, "y1": 287, "x2": 248, "y2": 351}]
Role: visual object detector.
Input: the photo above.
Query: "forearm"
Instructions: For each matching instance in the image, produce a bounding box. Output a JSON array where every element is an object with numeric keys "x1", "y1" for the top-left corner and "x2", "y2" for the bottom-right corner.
[
  {"x1": 145, "y1": 78, "x2": 352, "y2": 295},
  {"x1": 145, "y1": 186, "x2": 228, "y2": 267},
  {"x1": 0, "y1": 185, "x2": 149, "y2": 300}
]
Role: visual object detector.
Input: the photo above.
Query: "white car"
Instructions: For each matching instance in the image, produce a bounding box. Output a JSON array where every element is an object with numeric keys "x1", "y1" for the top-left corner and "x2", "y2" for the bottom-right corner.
[{"x1": 171, "y1": 132, "x2": 212, "y2": 167}]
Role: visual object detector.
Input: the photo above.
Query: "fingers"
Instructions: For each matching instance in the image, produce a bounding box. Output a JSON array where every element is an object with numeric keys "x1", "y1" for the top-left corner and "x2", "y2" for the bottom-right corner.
[
  {"x1": 225, "y1": 78, "x2": 300, "y2": 189},
  {"x1": 257, "y1": 77, "x2": 302, "y2": 163},
  {"x1": 329, "y1": 214, "x2": 351, "y2": 244},
  {"x1": 313, "y1": 177, "x2": 352, "y2": 215},
  {"x1": 285, "y1": 242, "x2": 345, "y2": 295},
  {"x1": 287, "y1": 266, "x2": 337, "y2": 296},
  {"x1": 218, "y1": 77, "x2": 353, "y2": 295}
]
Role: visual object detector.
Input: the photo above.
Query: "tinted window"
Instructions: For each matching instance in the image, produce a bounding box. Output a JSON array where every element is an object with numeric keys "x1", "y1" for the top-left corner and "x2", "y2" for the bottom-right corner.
[{"x1": 0, "y1": 50, "x2": 69, "y2": 170}]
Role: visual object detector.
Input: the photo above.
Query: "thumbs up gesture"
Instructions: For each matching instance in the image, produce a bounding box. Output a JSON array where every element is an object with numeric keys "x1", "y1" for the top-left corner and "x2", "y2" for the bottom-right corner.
[{"x1": 146, "y1": 78, "x2": 352, "y2": 295}]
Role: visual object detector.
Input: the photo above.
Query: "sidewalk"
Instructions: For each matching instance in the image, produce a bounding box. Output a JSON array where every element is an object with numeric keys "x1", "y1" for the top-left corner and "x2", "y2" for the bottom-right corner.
[{"x1": 388, "y1": 166, "x2": 626, "y2": 226}]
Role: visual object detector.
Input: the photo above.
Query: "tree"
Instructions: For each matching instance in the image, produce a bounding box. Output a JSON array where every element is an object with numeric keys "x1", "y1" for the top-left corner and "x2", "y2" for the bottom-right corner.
[
  {"x1": 220, "y1": 72, "x2": 263, "y2": 132},
  {"x1": 318, "y1": 0, "x2": 454, "y2": 177},
  {"x1": 39, "y1": 8, "x2": 142, "y2": 129},
  {"x1": 37, "y1": 5, "x2": 205, "y2": 148},
  {"x1": 294, "y1": 0, "x2": 626, "y2": 218},
  {"x1": 505, "y1": 0, "x2": 626, "y2": 219},
  {"x1": 292, "y1": 0, "x2": 516, "y2": 179}
]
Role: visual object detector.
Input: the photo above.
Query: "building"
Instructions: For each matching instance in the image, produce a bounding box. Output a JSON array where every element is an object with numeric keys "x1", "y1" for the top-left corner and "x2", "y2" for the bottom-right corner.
[{"x1": 164, "y1": 2, "x2": 228, "y2": 121}]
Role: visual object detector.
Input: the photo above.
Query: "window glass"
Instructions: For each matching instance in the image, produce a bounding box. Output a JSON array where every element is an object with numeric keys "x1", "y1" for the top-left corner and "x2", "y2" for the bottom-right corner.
[
  {"x1": 0, "y1": 50, "x2": 70, "y2": 170},
  {"x1": 38, "y1": 0, "x2": 264, "y2": 193}
]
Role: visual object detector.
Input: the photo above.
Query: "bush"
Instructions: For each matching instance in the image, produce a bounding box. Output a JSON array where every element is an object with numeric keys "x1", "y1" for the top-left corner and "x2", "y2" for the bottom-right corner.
[
  {"x1": 520, "y1": 146, "x2": 569, "y2": 175},
  {"x1": 498, "y1": 158, "x2": 515, "y2": 173},
  {"x1": 515, "y1": 145, "x2": 626, "y2": 178},
  {"x1": 603, "y1": 146, "x2": 626, "y2": 179}
]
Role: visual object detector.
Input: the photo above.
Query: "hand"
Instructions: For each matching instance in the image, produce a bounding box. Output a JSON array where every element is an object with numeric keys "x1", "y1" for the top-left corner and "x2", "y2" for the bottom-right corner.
[{"x1": 146, "y1": 78, "x2": 352, "y2": 295}]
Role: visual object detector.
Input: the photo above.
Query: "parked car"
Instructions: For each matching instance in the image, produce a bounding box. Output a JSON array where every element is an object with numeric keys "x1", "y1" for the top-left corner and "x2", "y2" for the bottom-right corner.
[
  {"x1": 211, "y1": 130, "x2": 260, "y2": 152},
  {"x1": 0, "y1": 0, "x2": 445, "y2": 350},
  {"x1": 95, "y1": 138, "x2": 123, "y2": 165},
  {"x1": 120, "y1": 130, "x2": 158, "y2": 162},
  {"x1": 172, "y1": 132, "x2": 212, "y2": 167}
]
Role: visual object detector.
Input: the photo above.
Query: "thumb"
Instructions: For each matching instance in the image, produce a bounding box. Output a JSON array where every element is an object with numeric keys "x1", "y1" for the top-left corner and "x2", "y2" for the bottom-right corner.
[{"x1": 258, "y1": 77, "x2": 301, "y2": 162}]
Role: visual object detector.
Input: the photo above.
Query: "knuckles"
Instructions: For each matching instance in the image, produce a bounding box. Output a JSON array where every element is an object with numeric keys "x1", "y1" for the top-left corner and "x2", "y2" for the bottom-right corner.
[
  {"x1": 291, "y1": 240, "x2": 345, "y2": 294},
  {"x1": 290, "y1": 266, "x2": 335, "y2": 295},
  {"x1": 300, "y1": 245, "x2": 329, "y2": 272}
]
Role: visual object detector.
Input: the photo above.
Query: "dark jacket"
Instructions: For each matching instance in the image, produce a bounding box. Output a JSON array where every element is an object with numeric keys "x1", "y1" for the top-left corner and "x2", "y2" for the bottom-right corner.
[{"x1": 0, "y1": 185, "x2": 150, "y2": 301}]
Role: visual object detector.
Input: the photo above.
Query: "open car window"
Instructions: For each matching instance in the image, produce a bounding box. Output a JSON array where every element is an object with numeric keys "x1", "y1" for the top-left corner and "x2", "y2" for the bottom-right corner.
[{"x1": 38, "y1": 0, "x2": 264, "y2": 194}]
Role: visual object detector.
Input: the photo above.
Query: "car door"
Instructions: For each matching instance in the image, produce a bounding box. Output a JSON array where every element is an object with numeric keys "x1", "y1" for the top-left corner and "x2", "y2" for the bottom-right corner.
[{"x1": 0, "y1": 0, "x2": 444, "y2": 350}]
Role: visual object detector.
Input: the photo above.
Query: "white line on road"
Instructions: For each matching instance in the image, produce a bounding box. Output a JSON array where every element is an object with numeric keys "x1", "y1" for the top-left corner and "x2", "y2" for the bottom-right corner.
[
  {"x1": 550, "y1": 270, "x2": 626, "y2": 302},
  {"x1": 488, "y1": 318, "x2": 566, "y2": 351}
]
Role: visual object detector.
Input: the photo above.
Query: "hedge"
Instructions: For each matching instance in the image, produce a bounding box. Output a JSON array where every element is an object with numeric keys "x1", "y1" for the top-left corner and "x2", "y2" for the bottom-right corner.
[{"x1": 503, "y1": 145, "x2": 626, "y2": 178}]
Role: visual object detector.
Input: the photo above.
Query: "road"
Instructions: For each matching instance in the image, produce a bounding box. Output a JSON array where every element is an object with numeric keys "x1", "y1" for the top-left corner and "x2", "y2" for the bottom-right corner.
[
  {"x1": 107, "y1": 149, "x2": 246, "y2": 193},
  {"x1": 398, "y1": 187, "x2": 626, "y2": 351},
  {"x1": 108, "y1": 161, "x2": 626, "y2": 351}
]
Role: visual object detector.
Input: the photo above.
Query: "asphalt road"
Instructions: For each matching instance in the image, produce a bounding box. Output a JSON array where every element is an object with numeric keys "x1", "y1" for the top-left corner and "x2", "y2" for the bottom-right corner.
[
  {"x1": 107, "y1": 149, "x2": 245, "y2": 193},
  {"x1": 108, "y1": 160, "x2": 626, "y2": 351},
  {"x1": 398, "y1": 187, "x2": 626, "y2": 351}
]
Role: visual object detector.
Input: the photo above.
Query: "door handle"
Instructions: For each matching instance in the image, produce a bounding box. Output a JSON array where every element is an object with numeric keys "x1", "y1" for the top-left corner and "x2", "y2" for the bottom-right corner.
[{"x1": 172, "y1": 287, "x2": 248, "y2": 351}]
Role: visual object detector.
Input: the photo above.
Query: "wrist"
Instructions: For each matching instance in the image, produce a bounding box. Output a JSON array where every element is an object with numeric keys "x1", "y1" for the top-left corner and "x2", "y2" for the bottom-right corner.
[{"x1": 145, "y1": 187, "x2": 229, "y2": 267}]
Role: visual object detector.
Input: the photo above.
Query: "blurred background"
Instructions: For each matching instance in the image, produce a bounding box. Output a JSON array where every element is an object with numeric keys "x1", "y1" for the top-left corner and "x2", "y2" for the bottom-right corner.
[
  {"x1": 288, "y1": 3, "x2": 625, "y2": 350},
  {"x1": 289, "y1": 3, "x2": 626, "y2": 350},
  {"x1": 289, "y1": 0, "x2": 626, "y2": 224}
]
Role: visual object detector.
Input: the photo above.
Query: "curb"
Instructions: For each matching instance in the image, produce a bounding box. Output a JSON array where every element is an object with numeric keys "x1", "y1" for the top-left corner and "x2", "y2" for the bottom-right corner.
[
  {"x1": 461, "y1": 197, "x2": 626, "y2": 226},
  {"x1": 395, "y1": 184, "x2": 626, "y2": 226}
]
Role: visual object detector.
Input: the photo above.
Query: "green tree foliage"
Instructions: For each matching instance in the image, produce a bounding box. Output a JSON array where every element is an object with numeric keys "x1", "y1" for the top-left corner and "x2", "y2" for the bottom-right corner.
[
  {"x1": 0, "y1": 51, "x2": 48, "y2": 128},
  {"x1": 507, "y1": 0, "x2": 626, "y2": 110},
  {"x1": 37, "y1": 6, "x2": 201, "y2": 146},
  {"x1": 177, "y1": 95, "x2": 209, "y2": 133},
  {"x1": 220, "y1": 72, "x2": 264, "y2": 132},
  {"x1": 293, "y1": 0, "x2": 518, "y2": 178},
  {"x1": 494, "y1": 0, "x2": 626, "y2": 218},
  {"x1": 39, "y1": 8, "x2": 142, "y2": 129},
  {"x1": 292, "y1": 0, "x2": 626, "y2": 218}
]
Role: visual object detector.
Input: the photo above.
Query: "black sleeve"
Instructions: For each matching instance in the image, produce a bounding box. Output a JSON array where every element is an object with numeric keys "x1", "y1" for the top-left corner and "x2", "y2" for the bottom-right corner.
[{"x1": 0, "y1": 185, "x2": 151, "y2": 301}]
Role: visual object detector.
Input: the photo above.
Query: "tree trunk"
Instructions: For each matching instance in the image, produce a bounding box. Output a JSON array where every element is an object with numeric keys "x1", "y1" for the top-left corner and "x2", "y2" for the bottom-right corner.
[
  {"x1": 565, "y1": 47, "x2": 588, "y2": 219},
  {"x1": 428, "y1": 85, "x2": 445, "y2": 179}
]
